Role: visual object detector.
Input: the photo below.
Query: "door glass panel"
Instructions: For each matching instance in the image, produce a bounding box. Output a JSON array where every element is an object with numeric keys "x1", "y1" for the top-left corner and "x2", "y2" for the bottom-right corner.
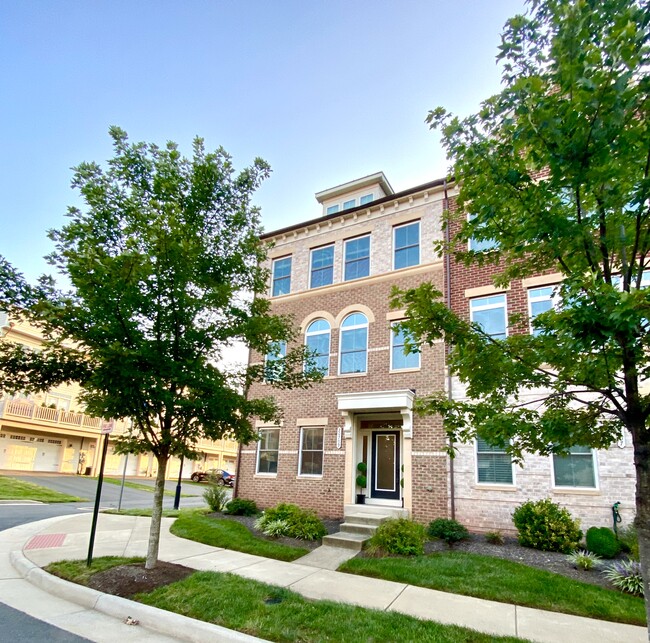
[{"x1": 376, "y1": 434, "x2": 396, "y2": 491}]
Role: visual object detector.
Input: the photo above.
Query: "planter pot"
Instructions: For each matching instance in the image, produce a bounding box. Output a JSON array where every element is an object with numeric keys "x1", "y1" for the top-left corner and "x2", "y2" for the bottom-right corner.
[{"x1": 356, "y1": 493, "x2": 366, "y2": 504}]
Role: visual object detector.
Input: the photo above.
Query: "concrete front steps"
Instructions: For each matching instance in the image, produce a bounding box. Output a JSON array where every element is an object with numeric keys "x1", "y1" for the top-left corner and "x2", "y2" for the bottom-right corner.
[{"x1": 322, "y1": 505, "x2": 409, "y2": 551}]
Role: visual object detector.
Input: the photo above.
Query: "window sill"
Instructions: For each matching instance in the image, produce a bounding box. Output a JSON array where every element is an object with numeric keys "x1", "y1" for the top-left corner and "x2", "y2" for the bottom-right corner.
[
  {"x1": 473, "y1": 484, "x2": 517, "y2": 492},
  {"x1": 336, "y1": 372, "x2": 368, "y2": 378},
  {"x1": 254, "y1": 473, "x2": 278, "y2": 479},
  {"x1": 552, "y1": 487, "x2": 600, "y2": 495},
  {"x1": 389, "y1": 367, "x2": 421, "y2": 374},
  {"x1": 296, "y1": 475, "x2": 323, "y2": 480}
]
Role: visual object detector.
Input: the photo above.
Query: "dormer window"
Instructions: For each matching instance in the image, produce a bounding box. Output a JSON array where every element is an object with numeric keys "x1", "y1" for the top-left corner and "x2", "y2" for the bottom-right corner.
[
  {"x1": 360, "y1": 194, "x2": 373, "y2": 205},
  {"x1": 326, "y1": 205, "x2": 339, "y2": 215},
  {"x1": 343, "y1": 199, "x2": 356, "y2": 210}
]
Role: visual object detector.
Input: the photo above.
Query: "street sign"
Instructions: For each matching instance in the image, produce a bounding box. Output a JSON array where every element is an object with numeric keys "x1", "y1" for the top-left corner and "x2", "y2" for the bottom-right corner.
[{"x1": 100, "y1": 419, "x2": 115, "y2": 435}]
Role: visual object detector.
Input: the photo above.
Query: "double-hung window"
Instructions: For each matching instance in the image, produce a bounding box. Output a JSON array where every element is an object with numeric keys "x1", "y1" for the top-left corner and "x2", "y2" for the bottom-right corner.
[
  {"x1": 257, "y1": 429, "x2": 279, "y2": 474},
  {"x1": 391, "y1": 323, "x2": 420, "y2": 370},
  {"x1": 264, "y1": 340, "x2": 286, "y2": 381},
  {"x1": 310, "y1": 245, "x2": 334, "y2": 288},
  {"x1": 470, "y1": 294, "x2": 507, "y2": 339},
  {"x1": 394, "y1": 221, "x2": 420, "y2": 269},
  {"x1": 305, "y1": 319, "x2": 330, "y2": 376},
  {"x1": 299, "y1": 427, "x2": 324, "y2": 476},
  {"x1": 339, "y1": 313, "x2": 368, "y2": 374},
  {"x1": 344, "y1": 235, "x2": 370, "y2": 281},
  {"x1": 271, "y1": 257, "x2": 292, "y2": 296},
  {"x1": 468, "y1": 213, "x2": 497, "y2": 252},
  {"x1": 476, "y1": 437, "x2": 513, "y2": 484},
  {"x1": 553, "y1": 446, "x2": 597, "y2": 488},
  {"x1": 528, "y1": 286, "x2": 556, "y2": 335}
]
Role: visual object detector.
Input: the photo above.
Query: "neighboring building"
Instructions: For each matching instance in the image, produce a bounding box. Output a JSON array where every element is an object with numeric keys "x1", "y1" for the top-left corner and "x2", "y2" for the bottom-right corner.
[
  {"x1": 0, "y1": 316, "x2": 238, "y2": 478},
  {"x1": 445, "y1": 203, "x2": 636, "y2": 533},
  {"x1": 238, "y1": 173, "x2": 450, "y2": 521},
  {"x1": 237, "y1": 173, "x2": 636, "y2": 533}
]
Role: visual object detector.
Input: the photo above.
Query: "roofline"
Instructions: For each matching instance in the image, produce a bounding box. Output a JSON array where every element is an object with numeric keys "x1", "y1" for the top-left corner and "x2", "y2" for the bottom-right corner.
[
  {"x1": 314, "y1": 171, "x2": 394, "y2": 203},
  {"x1": 261, "y1": 176, "x2": 450, "y2": 241}
]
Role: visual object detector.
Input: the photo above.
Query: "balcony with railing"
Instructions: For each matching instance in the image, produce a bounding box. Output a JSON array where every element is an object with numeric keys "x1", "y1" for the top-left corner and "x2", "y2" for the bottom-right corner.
[{"x1": 0, "y1": 397, "x2": 127, "y2": 434}]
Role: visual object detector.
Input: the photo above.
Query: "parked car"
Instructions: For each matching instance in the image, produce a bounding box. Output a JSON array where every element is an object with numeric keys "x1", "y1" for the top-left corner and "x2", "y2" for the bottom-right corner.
[{"x1": 190, "y1": 468, "x2": 235, "y2": 486}]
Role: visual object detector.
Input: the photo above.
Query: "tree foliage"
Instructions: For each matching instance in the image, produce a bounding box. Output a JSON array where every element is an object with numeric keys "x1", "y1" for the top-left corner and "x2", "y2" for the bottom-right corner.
[
  {"x1": 0, "y1": 127, "x2": 321, "y2": 567},
  {"x1": 392, "y1": 0, "x2": 650, "y2": 626}
]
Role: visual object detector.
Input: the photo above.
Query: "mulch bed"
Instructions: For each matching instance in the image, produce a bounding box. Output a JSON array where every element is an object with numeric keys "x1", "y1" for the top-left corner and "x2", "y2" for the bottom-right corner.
[{"x1": 86, "y1": 513, "x2": 623, "y2": 596}]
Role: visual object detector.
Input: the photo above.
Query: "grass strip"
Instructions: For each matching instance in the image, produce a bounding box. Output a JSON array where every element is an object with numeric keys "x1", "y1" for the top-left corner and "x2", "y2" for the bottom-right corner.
[
  {"x1": 170, "y1": 511, "x2": 308, "y2": 561},
  {"x1": 47, "y1": 556, "x2": 145, "y2": 585},
  {"x1": 0, "y1": 475, "x2": 85, "y2": 502},
  {"x1": 47, "y1": 557, "x2": 527, "y2": 642},
  {"x1": 103, "y1": 508, "x2": 186, "y2": 518},
  {"x1": 340, "y1": 551, "x2": 646, "y2": 626}
]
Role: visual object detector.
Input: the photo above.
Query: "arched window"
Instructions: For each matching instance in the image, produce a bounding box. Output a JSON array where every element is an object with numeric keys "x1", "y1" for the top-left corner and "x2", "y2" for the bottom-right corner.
[
  {"x1": 339, "y1": 313, "x2": 368, "y2": 374},
  {"x1": 305, "y1": 319, "x2": 330, "y2": 376}
]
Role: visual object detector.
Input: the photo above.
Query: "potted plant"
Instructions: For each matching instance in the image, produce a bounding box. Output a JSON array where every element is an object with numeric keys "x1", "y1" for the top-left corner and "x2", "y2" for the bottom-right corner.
[{"x1": 356, "y1": 461, "x2": 367, "y2": 504}]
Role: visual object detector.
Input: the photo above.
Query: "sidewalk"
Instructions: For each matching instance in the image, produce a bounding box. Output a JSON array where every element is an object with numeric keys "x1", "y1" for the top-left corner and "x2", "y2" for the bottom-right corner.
[{"x1": 1, "y1": 513, "x2": 647, "y2": 643}]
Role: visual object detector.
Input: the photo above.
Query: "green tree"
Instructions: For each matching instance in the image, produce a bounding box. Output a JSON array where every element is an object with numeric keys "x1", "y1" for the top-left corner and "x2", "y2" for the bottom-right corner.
[
  {"x1": 392, "y1": 0, "x2": 650, "y2": 627},
  {"x1": 0, "y1": 128, "x2": 320, "y2": 568}
]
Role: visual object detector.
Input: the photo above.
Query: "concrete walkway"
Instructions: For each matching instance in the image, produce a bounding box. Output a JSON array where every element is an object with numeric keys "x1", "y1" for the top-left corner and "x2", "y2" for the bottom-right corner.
[{"x1": 1, "y1": 513, "x2": 647, "y2": 643}]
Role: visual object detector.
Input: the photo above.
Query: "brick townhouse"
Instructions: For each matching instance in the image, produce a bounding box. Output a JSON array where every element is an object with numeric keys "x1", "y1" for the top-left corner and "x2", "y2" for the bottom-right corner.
[
  {"x1": 237, "y1": 173, "x2": 450, "y2": 522},
  {"x1": 446, "y1": 204, "x2": 637, "y2": 533},
  {"x1": 236, "y1": 173, "x2": 637, "y2": 533}
]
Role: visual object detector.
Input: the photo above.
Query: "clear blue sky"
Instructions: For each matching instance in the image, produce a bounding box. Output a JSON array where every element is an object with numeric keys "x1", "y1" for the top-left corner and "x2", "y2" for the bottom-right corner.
[{"x1": 1, "y1": 0, "x2": 525, "y2": 283}]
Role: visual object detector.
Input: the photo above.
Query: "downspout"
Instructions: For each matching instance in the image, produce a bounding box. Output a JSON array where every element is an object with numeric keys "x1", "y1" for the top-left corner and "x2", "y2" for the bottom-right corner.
[{"x1": 443, "y1": 179, "x2": 456, "y2": 520}]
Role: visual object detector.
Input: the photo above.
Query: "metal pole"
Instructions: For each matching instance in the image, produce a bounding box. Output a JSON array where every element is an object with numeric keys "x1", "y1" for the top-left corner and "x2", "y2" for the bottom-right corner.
[
  {"x1": 173, "y1": 455, "x2": 184, "y2": 510},
  {"x1": 87, "y1": 432, "x2": 109, "y2": 566},
  {"x1": 117, "y1": 452, "x2": 129, "y2": 512}
]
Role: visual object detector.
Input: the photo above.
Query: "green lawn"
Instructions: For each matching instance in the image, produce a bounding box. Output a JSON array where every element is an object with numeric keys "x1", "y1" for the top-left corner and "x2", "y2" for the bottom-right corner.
[
  {"x1": 340, "y1": 552, "x2": 646, "y2": 626},
  {"x1": 47, "y1": 557, "x2": 527, "y2": 643},
  {"x1": 170, "y1": 511, "x2": 308, "y2": 561},
  {"x1": 0, "y1": 475, "x2": 85, "y2": 502}
]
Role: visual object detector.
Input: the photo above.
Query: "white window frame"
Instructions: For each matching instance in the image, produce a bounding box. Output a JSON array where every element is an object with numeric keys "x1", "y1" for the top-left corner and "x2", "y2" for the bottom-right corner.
[
  {"x1": 467, "y1": 213, "x2": 497, "y2": 252},
  {"x1": 470, "y1": 294, "x2": 508, "y2": 339},
  {"x1": 310, "y1": 244, "x2": 335, "y2": 289},
  {"x1": 304, "y1": 319, "x2": 330, "y2": 376},
  {"x1": 390, "y1": 322, "x2": 420, "y2": 371},
  {"x1": 343, "y1": 234, "x2": 371, "y2": 282},
  {"x1": 326, "y1": 205, "x2": 339, "y2": 215},
  {"x1": 360, "y1": 193, "x2": 374, "y2": 205},
  {"x1": 343, "y1": 198, "x2": 356, "y2": 210},
  {"x1": 393, "y1": 220, "x2": 420, "y2": 270},
  {"x1": 256, "y1": 428, "x2": 280, "y2": 475},
  {"x1": 551, "y1": 446, "x2": 599, "y2": 490},
  {"x1": 298, "y1": 426, "x2": 324, "y2": 477},
  {"x1": 0, "y1": 310, "x2": 8, "y2": 327},
  {"x1": 338, "y1": 313, "x2": 368, "y2": 375},
  {"x1": 45, "y1": 392, "x2": 72, "y2": 412},
  {"x1": 475, "y1": 437, "x2": 515, "y2": 486},
  {"x1": 264, "y1": 340, "x2": 286, "y2": 381},
  {"x1": 528, "y1": 285, "x2": 559, "y2": 335},
  {"x1": 271, "y1": 256, "x2": 292, "y2": 297}
]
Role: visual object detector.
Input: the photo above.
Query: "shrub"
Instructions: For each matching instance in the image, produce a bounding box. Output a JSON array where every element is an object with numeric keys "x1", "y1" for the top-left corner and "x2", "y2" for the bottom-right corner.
[
  {"x1": 485, "y1": 531, "x2": 504, "y2": 545},
  {"x1": 427, "y1": 518, "x2": 469, "y2": 546},
  {"x1": 203, "y1": 485, "x2": 229, "y2": 512},
  {"x1": 259, "y1": 518, "x2": 290, "y2": 537},
  {"x1": 255, "y1": 503, "x2": 327, "y2": 541},
  {"x1": 585, "y1": 526, "x2": 621, "y2": 559},
  {"x1": 368, "y1": 518, "x2": 427, "y2": 556},
  {"x1": 603, "y1": 560, "x2": 644, "y2": 596},
  {"x1": 512, "y1": 499, "x2": 582, "y2": 553},
  {"x1": 618, "y1": 525, "x2": 639, "y2": 560},
  {"x1": 223, "y1": 498, "x2": 259, "y2": 516},
  {"x1": 566, "y1": 549, "x2": 601, "y2": 571}
]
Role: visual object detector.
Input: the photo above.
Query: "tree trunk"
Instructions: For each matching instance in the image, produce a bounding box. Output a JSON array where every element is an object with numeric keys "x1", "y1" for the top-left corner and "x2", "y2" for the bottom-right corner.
[
  {"x1": 632, "y1": 433, "x2": 650, "y2": 637},
  {"x1": 145, "y1": 454, "x2": 169, "y2": 569}
]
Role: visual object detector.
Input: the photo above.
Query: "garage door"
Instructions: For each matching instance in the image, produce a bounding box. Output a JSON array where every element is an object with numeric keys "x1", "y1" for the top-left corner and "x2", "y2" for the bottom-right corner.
[{"x1": 6, "y1": 444, "x2": 37, "y2": 470}]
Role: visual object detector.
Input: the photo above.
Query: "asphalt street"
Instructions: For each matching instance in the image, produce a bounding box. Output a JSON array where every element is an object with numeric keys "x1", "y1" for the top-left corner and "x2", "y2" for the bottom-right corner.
[
  {"x1": 0, "y1": 471, "x2": 215, "y2": 641},
  {"x1": 0, "y1": 472, "x2": 214, "y2": 531}
]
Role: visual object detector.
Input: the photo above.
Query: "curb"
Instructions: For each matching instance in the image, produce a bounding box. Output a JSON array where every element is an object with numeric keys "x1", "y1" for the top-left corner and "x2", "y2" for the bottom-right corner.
[{"x1": 10, "y1": 549, "x2": 265, "y2": 643}]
